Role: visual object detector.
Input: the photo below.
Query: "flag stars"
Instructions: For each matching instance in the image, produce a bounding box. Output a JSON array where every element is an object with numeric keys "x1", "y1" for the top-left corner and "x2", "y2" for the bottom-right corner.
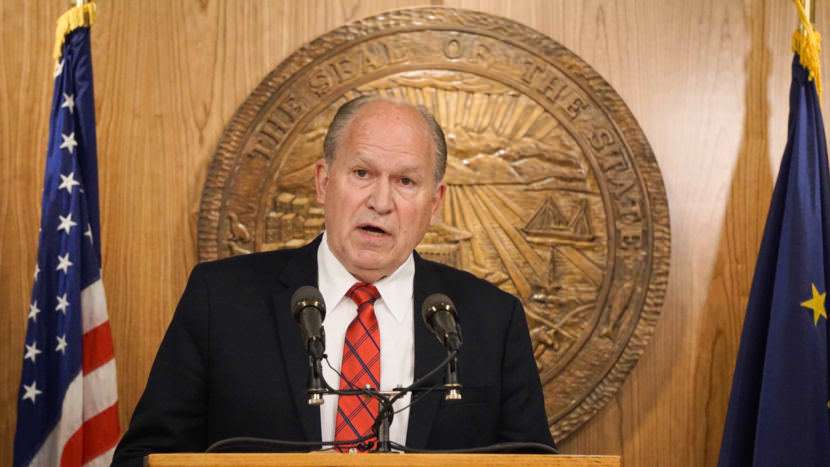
[
  {"x1": 55, "y1": 335, "x2": 68, "y2": 354},
  {"x1": 57, "y1": 213, "x2": 78, "y2": 235},
  {"x1": 24, "y1": 342, "x2": 42, "y2": 363},
  {"x1": 28, "y1": 300, "x2": 41, "y2": 322},
  {"x1": 33, "y1": 264, "x2": 40, "y2": 281},
  {"x1": 58, "y1": 172, "x2": 80, "y2": 194},
  {"x1": 84, "y1": 224, "x2": 94, "y2": 244},
  {"x1": 22, "y1": 381, "x2": 43, "y2": 404},
  {"x1": 56, "y1": 252, "x2": 73, "y2": 274},
  {"x1": 800, "y1": 283, "x2": 827, "y2": 326},
  {"x1": 61, "y1": 92, "x2": 75, "y2": 114},
  {"x1": 59, "y1": 132, "x2": 78, "y2": 154},
  {"x1": 54, "y1": 59, "x2": 64, "y2": 78},
  {"x1": 55, "y1": 293, "x2": 69, "y2": 314}
]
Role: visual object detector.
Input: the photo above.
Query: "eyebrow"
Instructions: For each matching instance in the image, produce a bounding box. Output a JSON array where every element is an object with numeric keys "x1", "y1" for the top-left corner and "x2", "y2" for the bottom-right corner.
[{"x1": 351, "y1": 153, "x2": 425, "y2": 176}]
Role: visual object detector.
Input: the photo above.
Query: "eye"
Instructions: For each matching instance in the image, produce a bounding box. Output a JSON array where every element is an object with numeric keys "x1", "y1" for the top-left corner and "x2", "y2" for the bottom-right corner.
[
  {"x1": 354, "y1": 169, "x2": 368, "y2": 178},
  {"x1": 400, "y1": 177, "x2": 414, "y2": 186}
]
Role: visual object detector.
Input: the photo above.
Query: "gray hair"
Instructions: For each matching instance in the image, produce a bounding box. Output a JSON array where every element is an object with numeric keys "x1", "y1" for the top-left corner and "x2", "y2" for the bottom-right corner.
[{"x1": 322, "y1": 95, "x2": 447, "y2": 182}]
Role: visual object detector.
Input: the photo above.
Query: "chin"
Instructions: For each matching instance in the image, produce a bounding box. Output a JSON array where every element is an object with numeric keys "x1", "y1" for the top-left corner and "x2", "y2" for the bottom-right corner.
[
  {"x1": 352, "y1": 258, "x2": 398, "y2": 280},
  {"x1": 344, "y1": 266, "x2": 382, "y2": 284}
]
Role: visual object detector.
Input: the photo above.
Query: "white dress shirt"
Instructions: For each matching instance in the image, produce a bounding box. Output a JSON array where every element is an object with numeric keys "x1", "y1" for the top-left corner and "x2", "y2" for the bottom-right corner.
[{"x1": 317, "y1": 233, "x2": 415, "y2": 447}]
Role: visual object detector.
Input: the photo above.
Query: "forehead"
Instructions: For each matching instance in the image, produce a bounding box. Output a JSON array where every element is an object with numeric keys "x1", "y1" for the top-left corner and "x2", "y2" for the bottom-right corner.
[{"x1": 337, "y1": 101, "x2": 435, "y2": 168}]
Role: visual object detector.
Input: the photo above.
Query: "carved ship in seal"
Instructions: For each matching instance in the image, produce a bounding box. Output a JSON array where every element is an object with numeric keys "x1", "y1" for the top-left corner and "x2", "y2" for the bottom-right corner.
[{"x1": 522, "y1": 196, "x2": 595, "y2": 246}]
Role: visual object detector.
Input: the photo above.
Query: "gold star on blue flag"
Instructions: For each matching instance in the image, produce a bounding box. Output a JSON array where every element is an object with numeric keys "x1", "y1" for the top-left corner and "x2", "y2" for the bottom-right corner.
[{"x1": 801, "y1": 283, "x2": 827, "y2": 326}]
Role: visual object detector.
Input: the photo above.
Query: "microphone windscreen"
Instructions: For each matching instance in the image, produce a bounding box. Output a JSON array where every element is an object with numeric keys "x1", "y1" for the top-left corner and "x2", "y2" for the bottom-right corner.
[
  {"x1": 421, "y1": 293, "x2": 456, "y2": 323},
  {"x1": 291, "y1": 286, "x2": 326, "y2": 322}
]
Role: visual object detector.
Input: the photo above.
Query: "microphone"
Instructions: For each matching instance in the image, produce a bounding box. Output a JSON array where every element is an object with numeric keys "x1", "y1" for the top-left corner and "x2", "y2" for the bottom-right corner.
[
  {"x1": 291, "y1": 286, "x2": 326, "y2": 360},
  {"x1": 421, "y1": 293, "x2": 462, "y2": 352},
  {"x1": 291, "y1": 286, "x2": 327, "y2": 406},
  {"x1": 421, "y1": 293, "x2": 463, "y2": 401}
]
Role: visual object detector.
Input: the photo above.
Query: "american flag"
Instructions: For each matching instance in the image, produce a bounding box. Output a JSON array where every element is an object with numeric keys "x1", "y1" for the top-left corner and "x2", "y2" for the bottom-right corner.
[{"x1": 14, "y1": 4, "x2": 120, "y2": 466}]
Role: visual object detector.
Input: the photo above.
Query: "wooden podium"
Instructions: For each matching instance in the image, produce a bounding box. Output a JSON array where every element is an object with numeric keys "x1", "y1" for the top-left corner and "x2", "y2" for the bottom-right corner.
[{"x1": 145, "y1": 453, "x2": 620, "y2": 466}]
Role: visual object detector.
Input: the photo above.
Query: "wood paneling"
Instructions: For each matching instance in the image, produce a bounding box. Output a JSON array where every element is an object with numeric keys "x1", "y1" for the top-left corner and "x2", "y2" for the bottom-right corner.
[{"x1": 0, "y1": 1, "x2": 823, "y2": 466}]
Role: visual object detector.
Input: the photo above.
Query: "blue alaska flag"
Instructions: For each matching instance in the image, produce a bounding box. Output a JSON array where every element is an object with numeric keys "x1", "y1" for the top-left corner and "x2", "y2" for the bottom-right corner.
[
  {"x1": 718, "y1": 52, "x2": 830, "y2": 466},
  {"x1": 14, "y1": 4, "x2": 120, "y2": 466}
]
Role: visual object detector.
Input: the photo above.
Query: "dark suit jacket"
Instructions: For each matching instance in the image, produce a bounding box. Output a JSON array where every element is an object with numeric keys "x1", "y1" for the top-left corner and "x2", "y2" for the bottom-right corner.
[{"x1": 112, "y1": 237, "x2": 554, "y2": 466}]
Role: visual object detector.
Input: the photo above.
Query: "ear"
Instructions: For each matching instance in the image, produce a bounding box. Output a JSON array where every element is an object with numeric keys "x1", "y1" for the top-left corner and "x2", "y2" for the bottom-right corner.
[
  {"x1": 429, "y1": 182, "x2": 447, "y2": 225},
  {"x1": 314, "y1": 159, "x2": 329, "y2": 204}
]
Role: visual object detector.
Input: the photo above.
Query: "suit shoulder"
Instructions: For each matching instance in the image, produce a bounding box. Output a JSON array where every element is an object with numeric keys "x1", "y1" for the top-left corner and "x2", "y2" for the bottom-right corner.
[
  {"x1": 195, "y1": 248, "x2": 296, "y2": 272},
  {"x1": 189, "y1": 244, "x2": 310, "y2": 287}
]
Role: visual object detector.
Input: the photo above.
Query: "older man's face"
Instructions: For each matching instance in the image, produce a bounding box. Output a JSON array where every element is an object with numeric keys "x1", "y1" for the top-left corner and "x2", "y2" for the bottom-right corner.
[{"x1": 315, "y1": 101, "x2": 445, "y2": 283}]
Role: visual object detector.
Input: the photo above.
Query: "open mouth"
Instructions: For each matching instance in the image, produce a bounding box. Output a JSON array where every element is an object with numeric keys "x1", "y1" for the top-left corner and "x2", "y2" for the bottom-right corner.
[{"x1": 360, "y1": 224, "x2": 388, "y2": 235}]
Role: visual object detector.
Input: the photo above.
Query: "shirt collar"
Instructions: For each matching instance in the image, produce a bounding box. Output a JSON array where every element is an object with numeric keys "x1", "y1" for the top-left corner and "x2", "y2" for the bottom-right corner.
[{"x1": 317, "y1": 232, "x2": 414, "y2": 323}]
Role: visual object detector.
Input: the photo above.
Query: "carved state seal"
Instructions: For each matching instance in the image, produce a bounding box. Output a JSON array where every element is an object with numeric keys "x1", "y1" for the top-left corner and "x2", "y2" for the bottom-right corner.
[{"x1": 198, "y1": 7, "x2": 670, "y2": 441}]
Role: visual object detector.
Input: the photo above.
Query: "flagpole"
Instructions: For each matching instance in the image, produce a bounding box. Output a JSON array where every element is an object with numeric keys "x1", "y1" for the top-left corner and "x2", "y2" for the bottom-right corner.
[
  {"x1": 793, "y1": 0, "x2": 822, "y2": 99},
  {"x1": 800, "y1": 0, "x2": 815, "y2": 32},
  {"x1": 72, "y1": 0, "x2": 92, "y2": 26}
]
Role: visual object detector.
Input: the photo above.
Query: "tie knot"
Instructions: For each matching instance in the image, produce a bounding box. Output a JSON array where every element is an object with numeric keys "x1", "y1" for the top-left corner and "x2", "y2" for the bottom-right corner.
[{"x1": 347, "y1": 282, "x2": 380, "y2": 306}]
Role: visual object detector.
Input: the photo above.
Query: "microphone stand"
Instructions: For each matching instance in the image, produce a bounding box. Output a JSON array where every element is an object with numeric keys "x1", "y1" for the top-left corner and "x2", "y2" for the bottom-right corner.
[
  {"x1": 306, "y1": 355, "x2": 325, "y2": 405},
  {"x1": 444, "y1": 355, "x2": 462, "y2": 400},
  {"x1": 305, "y1": 336, "x2": 326, "y2": 406},
  {"x1": 311, "y1": 349, "x2": 461, "y2": 453}
]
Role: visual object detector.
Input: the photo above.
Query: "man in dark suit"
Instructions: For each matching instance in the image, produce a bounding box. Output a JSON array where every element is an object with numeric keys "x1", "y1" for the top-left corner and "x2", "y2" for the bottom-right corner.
[{"x1": 112, "y1": 97, "x2": 554, "y2": 465}]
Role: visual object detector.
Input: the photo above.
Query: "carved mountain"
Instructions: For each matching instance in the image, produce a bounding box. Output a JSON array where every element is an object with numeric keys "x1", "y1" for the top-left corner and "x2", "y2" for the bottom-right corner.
[
  {"x1": 513, "y1": 157, "x2": 585, "y2": 182},
  {"x1": 445, "y1": 153, "x2": 587, "y2": 186}
]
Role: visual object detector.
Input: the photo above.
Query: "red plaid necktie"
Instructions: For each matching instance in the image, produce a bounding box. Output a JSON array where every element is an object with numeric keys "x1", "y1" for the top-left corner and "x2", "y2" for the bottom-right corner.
[{"x1": 335, "y1": 283, "x2": 381, "y2": 452}]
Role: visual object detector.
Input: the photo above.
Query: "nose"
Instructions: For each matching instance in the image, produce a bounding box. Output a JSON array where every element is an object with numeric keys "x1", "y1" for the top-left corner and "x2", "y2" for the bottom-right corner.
[{"x1": 368, "y1": 178, "x2": 393, "y2": 214}]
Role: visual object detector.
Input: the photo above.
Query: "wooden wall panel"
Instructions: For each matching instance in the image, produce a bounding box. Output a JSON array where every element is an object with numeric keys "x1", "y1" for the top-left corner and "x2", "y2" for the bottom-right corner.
[{"x1": 0, "y1": 1, "x2": 824, "y2": 466}]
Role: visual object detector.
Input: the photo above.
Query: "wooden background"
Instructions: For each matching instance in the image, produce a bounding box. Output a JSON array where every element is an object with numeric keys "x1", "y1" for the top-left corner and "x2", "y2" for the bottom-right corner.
[{"x1": 0, "y1": 1, "x2": 821, "y2": 465}]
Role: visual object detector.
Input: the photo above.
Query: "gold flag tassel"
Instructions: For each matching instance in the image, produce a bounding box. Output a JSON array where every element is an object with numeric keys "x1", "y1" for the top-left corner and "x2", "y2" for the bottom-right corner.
[
  {"x1": 54, "y1": 1, "x2": 97, "y2": 61},
  {"x1": 792, "y1": 0, "x2": 822, "y2": 100}
]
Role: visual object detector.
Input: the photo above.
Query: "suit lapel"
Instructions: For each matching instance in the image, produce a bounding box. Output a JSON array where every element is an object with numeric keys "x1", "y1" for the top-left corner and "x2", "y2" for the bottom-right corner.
[
  {"x1": 272, "y1": 236, "x2": 322, "y2": 442},
  {"x1": 405, "y1": 254, "x2": 447, "y2": 449}
]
